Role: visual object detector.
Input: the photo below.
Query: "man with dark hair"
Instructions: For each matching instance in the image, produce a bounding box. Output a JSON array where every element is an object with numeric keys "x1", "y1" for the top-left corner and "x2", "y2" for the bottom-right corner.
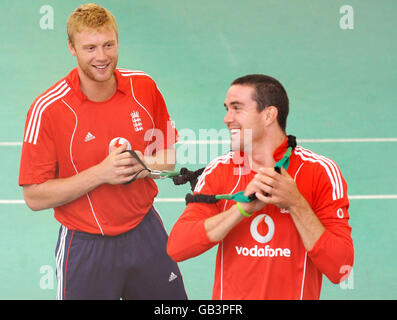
[
  {"x1": 167, "y1": 74, "x2": 354, "y2": 299},
  {"x1": 231, "y1": 74, "x2": 289, "y2": 132}
]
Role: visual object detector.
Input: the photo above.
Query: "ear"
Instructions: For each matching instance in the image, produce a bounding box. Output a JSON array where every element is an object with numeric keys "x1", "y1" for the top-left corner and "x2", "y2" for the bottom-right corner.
[
  {"x1": 264, "y1": 106, "x2": 278, "y2": 126},
  {"x1": 67, "y1": 40, "x2": 77, "y2": 57}
]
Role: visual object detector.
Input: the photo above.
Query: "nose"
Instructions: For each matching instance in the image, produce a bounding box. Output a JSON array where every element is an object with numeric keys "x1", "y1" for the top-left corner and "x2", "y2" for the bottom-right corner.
[
  {"x1": 224, "y1": 108, "x2": 234, "y2": 125},
  {"x1": 96, "y1": 47, "x2": 107, "y2": 61}
]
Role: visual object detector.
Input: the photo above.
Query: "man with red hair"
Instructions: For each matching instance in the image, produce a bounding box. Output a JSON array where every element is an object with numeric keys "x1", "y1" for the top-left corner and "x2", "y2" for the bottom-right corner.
[{"x1": 19, "y1": 3, "x2": 186, "y2": 300}]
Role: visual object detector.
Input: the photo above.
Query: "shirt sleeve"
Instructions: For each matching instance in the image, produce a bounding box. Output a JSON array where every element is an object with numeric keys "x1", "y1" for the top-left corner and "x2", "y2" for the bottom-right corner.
[
  {"x1": 167, "y1": 165, "x2": 223, "y2": 262},
  {"x1": 19, "y1": 103, "x2": 58, "y2": 186},
  {"x1": 131, "y1": 75, "x2": 178, "y2": 154},
  {"x1": 151, "y1": 84, "x2": 179, "y2": 150},
  {"x1": 307, "y1": 162, "x2": 354, "y2": 284}
]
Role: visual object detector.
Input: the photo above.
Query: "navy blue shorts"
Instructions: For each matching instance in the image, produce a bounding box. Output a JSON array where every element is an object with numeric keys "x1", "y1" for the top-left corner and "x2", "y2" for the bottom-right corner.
[{"x1": 55, "y1": 207, "x2": 187, "y2": 300}]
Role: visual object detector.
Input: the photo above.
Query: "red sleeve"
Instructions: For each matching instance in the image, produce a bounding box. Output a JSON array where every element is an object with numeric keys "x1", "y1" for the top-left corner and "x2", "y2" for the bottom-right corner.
[
  {"x1": 152, "y1": 84, "x2": 178, "y2": 150},
  {"x1": 167, "y1": 164, "x2": 223, "y2": 262},
  {"x1": 135, "y1": 77, "x2": 178, "y2": 154},
  {"x1": 307, "y1": 162, "x2": 354, "y2": 284},
  {"x1": 18, "y1": 103, "x2": 57, "y2": 186}
]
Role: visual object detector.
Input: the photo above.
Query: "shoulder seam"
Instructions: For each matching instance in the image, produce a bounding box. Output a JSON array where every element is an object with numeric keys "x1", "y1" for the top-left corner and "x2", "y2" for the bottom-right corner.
[
  {"x1": 294, "y1": 146, "x2": 343, "y2": 200},
  {"x1": 117, "y1": 68, "x2": 153, "y2": 80},
  {"x1": 194, "y1": 152, "x2": 234, "y2": 193},
  {"x1": 24, "y1": 80, "x2": 71, "y2": 145}
]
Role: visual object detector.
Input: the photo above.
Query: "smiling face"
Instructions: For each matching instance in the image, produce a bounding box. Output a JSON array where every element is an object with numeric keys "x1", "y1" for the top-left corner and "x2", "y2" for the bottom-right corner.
[
  {"x1": 224, "y1": 84, "x2": 267, "y2": 152},
  {"x1": 68, "y1": 27, "x2": 119, "y2": 85}
]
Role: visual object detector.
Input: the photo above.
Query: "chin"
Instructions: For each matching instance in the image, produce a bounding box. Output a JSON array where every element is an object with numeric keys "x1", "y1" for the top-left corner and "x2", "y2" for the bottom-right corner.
[
  {"x1": 89, "y1": 70, "x2": 113, "y2": 83},
  {"x1": 80, "y1": 60, "x2": 117, "y2": 83},
  {"x1": 230, "y1": 140, "x2": 244, "y2": 152},
  {"x1": 94, "y1": 73, "x2": 113, "y2": 82}
]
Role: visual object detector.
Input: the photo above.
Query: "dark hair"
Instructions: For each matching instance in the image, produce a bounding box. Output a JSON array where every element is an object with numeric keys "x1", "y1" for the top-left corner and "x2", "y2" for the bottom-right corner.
[{"x1": 231, "y1": 74, "x2": 289, "y2": 132}]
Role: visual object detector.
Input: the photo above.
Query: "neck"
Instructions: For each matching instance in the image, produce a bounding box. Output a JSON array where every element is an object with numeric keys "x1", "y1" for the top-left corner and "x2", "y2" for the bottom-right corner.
[
  {"x1": 77, "y1": 68, "x2": 117, "y2": 102},
  {"x1": 248, "y1": 130, "x2": 287, "y2": 172}
]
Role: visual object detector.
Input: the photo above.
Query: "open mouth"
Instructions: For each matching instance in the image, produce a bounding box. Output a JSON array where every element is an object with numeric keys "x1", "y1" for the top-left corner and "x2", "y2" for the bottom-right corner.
[
  {"x1": 230, "y1": 129, "x2": 241, "y2": 136},
  {"x1": 93, "y1": 63, "x2": 110, "y2": 71}
]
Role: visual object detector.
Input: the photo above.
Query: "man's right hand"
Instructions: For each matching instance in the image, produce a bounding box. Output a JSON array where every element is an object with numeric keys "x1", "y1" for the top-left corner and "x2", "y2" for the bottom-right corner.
[
  {"x1": 239, "y1": 171, "x2": 269, "y2": 214},
  {"x1": 95, "y1": 142, "x2": 143, "y2": 185}
]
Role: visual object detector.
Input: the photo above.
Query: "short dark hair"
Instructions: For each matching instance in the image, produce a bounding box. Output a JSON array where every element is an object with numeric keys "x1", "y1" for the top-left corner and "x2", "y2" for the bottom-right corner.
[{"x1": 231, "y1": 74, "x2": 289, "y2": 132}]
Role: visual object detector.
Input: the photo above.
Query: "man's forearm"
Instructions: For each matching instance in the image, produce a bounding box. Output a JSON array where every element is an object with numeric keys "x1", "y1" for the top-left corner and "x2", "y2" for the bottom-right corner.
[
  {"x1": 23, "y1": 164, "x2": 104, "y2": 211},
  {"x1": 204, "y1": 205, "x2": 245, "y2": 242},
  {"x1": 144, "y1": 147, "x2": 176, "y2": 173},
  {"x1": 288, "y1": 197, "x2": 325, "y2": 251},
  {"x1": 23, "y1": 143, "x2": 138, "y2": 211}
]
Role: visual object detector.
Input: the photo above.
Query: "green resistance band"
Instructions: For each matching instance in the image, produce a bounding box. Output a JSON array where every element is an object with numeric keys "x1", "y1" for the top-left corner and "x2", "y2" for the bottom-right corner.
[
  {"x1": 224, "y1": 146, "x2": 293, "y2": 203},
  {"x1": 124, "y1": 143, "x2": 294, "y2": 205},
  {"x1": 184, "y1": 146, "x2": 294, "y2": 204}
]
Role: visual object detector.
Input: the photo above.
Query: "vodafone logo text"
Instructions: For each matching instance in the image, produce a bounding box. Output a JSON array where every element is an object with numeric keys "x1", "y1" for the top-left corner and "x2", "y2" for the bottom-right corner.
[
  {"x1": 235, "y1": 214, "x2": 292, "y2": 258},
  {"x1": 235, "y1": 245, "x2": 291, "y2": 258}
]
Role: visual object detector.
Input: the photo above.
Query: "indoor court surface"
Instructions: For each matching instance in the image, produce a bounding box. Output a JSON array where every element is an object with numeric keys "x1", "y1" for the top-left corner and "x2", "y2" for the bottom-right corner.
[{"x1": 0, "y1": 0, "x2": 396, "y2": 300}]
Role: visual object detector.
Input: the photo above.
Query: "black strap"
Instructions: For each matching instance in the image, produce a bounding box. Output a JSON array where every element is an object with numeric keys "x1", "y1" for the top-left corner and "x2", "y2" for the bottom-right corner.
[
  {"x1": 287, "y1": 135, "x2": 297, "y2": 149},
  {"x1": 122, "y1": 135, "x2": 297, "y2": 194},
  {"x1": 172, "y1": 167, "x2": 205, "y2": 191},
  {"x1": 122, "y1": 150, "x2": 150, "y2": 184}
]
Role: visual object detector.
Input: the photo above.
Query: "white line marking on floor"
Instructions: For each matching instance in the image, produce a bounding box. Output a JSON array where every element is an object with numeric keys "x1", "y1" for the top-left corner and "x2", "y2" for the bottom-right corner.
[
  {"x1": 2, "y1": 138, "x2": 397, "y2": 147},
  {"x1": 1, "y1": 195, "x2": 396, "y2": 204}
]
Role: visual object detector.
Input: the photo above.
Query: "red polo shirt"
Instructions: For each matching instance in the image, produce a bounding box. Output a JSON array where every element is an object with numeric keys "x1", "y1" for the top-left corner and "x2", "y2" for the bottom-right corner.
[
  {"x1": 19, "y1": 68, "x2": 178, "y2": 235},
  {"x1": 167, "y1": 138, "x2": 354, "y2": 299}
]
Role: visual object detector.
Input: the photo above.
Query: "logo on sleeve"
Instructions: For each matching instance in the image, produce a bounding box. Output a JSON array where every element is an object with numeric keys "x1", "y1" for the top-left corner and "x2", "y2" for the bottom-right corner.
[{"x1": 337, "y1": 208, "x2": 344, "y2": 219}]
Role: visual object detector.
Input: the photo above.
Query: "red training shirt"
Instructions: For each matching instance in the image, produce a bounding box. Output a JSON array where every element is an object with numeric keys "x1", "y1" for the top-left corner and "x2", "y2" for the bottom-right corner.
[
  {"x1": 19, "y1": 68, "x2": 178, "y2": 236},
  {"x1": 167, "y1": 138, "x2": 354, "y2": 299}
]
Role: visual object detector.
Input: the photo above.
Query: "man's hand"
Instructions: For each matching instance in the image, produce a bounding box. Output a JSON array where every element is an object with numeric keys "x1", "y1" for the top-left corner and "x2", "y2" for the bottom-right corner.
[
  {"x1": 96, "y1": 143, "x2": 150, "y2": 185},
  {"x1": 240, "y1": 166, "x2": 307, "y2": 214},
  {"x1": 239, "y1": 173, "x2": 268, "y2": 214},
  {"x1": 253, "y1": 167, "x2": 307, "y2": 210},
  {"x1": 244, "y1": 166, "x2": 325, "y2": 251}
]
